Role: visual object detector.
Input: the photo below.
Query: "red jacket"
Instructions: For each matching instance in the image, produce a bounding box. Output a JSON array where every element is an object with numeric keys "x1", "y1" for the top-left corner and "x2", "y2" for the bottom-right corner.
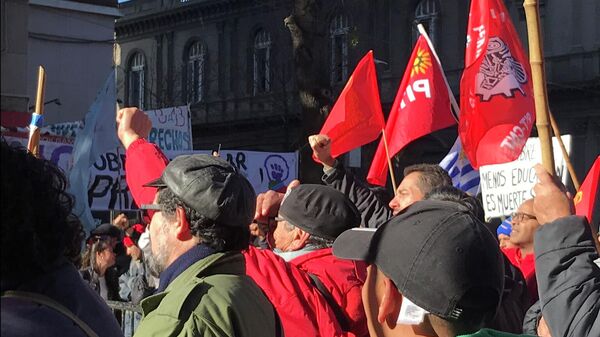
[
  {"x1": 291, "y1": 248, "x2": 368, "y2": 337},
  {"x1": 502, "y1": 247, "x2": 538, "y2": 302},
  {"x1": 244, "y1": 247, "x2": 344, "y2": 337},
  {"x1": 125, "y1": 138, "x2": 169, "y2": 213},
  {"x1": 123, "y1": 139, "x2": 346, "y2": 337}
]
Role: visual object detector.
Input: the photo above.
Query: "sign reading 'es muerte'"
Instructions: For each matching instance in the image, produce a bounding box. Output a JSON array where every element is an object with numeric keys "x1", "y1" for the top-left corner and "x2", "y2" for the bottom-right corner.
[{"x1": 479, "y1": 136, "x2": 571, "y2": 218}]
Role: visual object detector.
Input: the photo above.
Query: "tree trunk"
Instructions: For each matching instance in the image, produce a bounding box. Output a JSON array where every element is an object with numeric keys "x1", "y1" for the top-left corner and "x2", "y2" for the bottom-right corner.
[{"x1": 285, "y1": 0, "x2": 332, "y2": 183}]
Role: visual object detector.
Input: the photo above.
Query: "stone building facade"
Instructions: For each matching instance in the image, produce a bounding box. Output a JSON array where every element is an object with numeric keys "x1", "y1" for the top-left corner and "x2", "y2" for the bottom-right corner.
[
  {"x1": 1, "y1": 0, "x2": 120, "y2": 124},
  {"x1": 115, "y1": 0, "x2": 599, "y2": 182}
]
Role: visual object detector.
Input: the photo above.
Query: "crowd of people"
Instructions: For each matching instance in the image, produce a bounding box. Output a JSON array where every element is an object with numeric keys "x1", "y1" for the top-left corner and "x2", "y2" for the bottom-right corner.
[{"x1": 1, "y1": 107, "x2": 598, "y2": 337}]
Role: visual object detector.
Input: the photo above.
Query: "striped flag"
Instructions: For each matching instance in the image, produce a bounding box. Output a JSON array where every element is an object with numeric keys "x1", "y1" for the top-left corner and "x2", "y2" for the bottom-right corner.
[{"x1": 439, "y1": 138, "x2": 480, "y2": 196}]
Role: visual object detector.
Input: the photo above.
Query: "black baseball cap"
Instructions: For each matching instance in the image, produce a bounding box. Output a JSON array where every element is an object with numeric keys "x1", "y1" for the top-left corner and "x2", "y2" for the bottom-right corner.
[
  {"x1": 144, "y1": 154, "x2": 256, "y2": 228},
  {"x1": 279, "y1": 184, "x2": 361, "y2": 240},
  {"x1": 333, "y1": 200, "x2": 504, "y2": 321}
]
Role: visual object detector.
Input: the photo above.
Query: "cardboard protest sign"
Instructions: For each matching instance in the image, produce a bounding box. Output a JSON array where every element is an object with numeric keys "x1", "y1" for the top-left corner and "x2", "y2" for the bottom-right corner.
[
  {"x1": 479, "y1": 135, "x2": 571, "y2": 218},
  {"x1": 146, "y1": 105, "x2": 193, "y2": 152}
]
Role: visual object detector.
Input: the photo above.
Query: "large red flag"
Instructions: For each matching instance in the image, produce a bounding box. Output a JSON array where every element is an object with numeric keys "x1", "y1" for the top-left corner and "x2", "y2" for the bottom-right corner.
[
  {"x1": 574, "y1": 156, "x2": 600, "y2": 224},
  {"x1": 367, "y1": 36, "x2": 456, "y2": 186},
  {"x1": 318, "y1": 50, "x2": 385, "y2": 160},
  {"x1": 460, "y1": 0, "x2": 535, "y2": 169}
]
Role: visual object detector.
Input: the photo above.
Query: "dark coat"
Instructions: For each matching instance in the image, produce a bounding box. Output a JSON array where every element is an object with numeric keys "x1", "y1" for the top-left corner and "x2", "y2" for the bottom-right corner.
[
  {"x1": 534, "y1": 215, "x2": 600, "y2": 337},
  {"x1": 1, "y1": 258, "x2": 123, "y2": 337},
  {"x1": 80, "y1": 266, "x2": 122, "y2": 301}
]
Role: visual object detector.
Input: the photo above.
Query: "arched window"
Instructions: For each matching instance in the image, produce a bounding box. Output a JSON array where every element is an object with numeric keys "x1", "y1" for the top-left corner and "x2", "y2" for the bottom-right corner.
[
  {"x1": 330, "y1": 14, "x2": 350, "y2": 84},
  {"x1": 186, "y1": 41, "x2": 206, "y2": 103},
  {"x1": 128, "y1": 52, "x2": 145, "y2": 109},
  {"x1": 413, "y1": 0, "x2": 440, "y2": 47},
  {"x1": 253, "y1": 29, "x2": 271, "y2": 95}
]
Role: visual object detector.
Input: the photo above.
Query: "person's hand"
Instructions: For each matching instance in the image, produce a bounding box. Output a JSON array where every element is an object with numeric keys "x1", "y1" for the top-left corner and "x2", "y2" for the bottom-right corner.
[
  {"x1": 532, "y1": 164, "x2": 573, "y2": 225},
  {"x1": 309, "y1": 134, "x2": 335, "y2": 168},
  {"x1": 112, "y1": 213, "x2": 129, "y2": 230},
  {"x1": 116, "y1": 107, "x2": 152, "y2": 149},
  {"x1": 255, "y1": 190, "x2": 285, "y2": 220},
  {"x1": 253, "y1": 180, "x2": 301, "y2": 220}
]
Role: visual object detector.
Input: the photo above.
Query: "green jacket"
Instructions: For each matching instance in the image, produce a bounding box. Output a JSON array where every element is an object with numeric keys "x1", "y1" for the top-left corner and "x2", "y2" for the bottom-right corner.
[
  {"x1": 459, "y1": 328, "x2": 536, "y2": 337},
  {"x1": 134, "y1": 252, "x2": 277, "y2": 337}
]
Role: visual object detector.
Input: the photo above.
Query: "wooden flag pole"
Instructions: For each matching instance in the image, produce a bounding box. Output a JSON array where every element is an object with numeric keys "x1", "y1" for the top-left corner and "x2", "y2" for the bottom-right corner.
[
  {"x1": 523, "y1": 0, "x2": 555, "y2": 176},
  {"x1": 381, "y1": 129, "x2": 398, "y2": 195},
  {"x1": 417, "y1": 24, "x2": 460, "y2": 121},
  {"x1": 27, "y1": 66, "x2": 46, "y2": 158},
  {"x1": 548, "y1": 111, "x2": 580, "y2": 190}
]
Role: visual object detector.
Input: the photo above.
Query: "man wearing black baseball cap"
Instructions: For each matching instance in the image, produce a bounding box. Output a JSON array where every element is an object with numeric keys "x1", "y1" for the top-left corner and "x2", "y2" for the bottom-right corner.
[
  {"x1": 116, "y1": 107, "x2": 278, "y2": 337},
  {"x1": 264, "y1": 184, "x2": 367, "y2": 336},
  {"x1": 333, "y1": 200, "x2": 513, "y2": 337}
]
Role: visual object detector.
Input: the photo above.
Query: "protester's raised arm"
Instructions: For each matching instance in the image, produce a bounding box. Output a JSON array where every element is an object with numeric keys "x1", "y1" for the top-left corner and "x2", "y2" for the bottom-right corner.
[
  {"x1": 532, "y1": 163, "x2": 600, "y2": 337},
  {"x1": 532, "y1": 163, "x2": 574, "y2": 224},
  {"x1": 309, "y1": 134, "x2": 335, "y2": 169},
  {"x1": 116, "y1": 107, "x2": 168, "y2": 210},
  {"x1": 116, "y1": 107, "x2": 152, "y2": 150}
]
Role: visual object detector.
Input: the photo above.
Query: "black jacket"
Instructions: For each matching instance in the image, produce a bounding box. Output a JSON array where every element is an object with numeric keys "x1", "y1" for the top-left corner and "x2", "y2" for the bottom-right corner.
[
  {"x1": 80, "y1": 266, "x2": 122, "y2": 302},
  {"x1": 534, "y1": 215, "x2": 600, "y2": 337},
  {"x1": 322, "y1": 160, "x2": 392, "y2": 228}
]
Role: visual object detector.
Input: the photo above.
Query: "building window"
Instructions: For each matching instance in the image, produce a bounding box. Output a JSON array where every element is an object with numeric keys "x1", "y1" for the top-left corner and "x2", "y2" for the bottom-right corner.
[
  {"x1": 413, "y1": 0, "x2": 440, "y2": 47},
  {"x1": 330, "y1": 14, "x2": 350, "y2": 84},
  {"x1": 186, "y1": 41, "x2": 206, "y2": 103},
  {"x1": 253, "y1": 29, "x2": 271, "y2": 95},
  {"x1": 128, "y1": 52, "x2": 145, "y2": 109}
]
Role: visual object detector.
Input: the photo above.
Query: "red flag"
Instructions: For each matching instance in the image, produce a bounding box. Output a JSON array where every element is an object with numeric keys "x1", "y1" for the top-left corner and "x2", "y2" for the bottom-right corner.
[
  {"x1": 574, "y1": 156, "x2": 600, "y2": 224},
  {"x1": 318, "y1": 50, "x2": 385, "y2": 160},
  {"x1": 367, "y1": 36, "x2": 456, "y2": 186},
  {"x1": 460, "y1": 0, "x2": 535, "y2": 169}
]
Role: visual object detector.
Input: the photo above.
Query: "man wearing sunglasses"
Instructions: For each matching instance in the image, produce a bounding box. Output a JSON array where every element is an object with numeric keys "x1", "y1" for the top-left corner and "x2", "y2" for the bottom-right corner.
[{"x1": 501, "y1": 199, "x2": 540, "y2": 302}]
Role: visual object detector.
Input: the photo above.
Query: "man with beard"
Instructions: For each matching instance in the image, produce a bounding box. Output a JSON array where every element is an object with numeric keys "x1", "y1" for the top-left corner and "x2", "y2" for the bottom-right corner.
[{"x1": 116, "y1": 107, "x2": 278, "y2": 337}]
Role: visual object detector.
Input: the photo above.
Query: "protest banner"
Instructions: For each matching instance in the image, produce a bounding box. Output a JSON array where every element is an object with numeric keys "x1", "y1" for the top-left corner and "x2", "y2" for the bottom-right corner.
[
  {"x1": 169, "y1": 149, "x2": 299, "y2": 194},
  {"x1": 146, "y1": 105, "x2": 193, "y2": 153},
  {"x1": 3, "y1": 133, "x2": 73, "y2": 173},
  {"x1": 479, "y1": 135, "x2": 571, "y2": 218}
]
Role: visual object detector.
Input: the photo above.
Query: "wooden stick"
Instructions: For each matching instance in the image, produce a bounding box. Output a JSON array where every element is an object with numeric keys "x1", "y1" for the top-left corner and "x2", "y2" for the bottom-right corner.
[
  {"x1": 27, "y1": 66, "x2": 46, "y2": 158},
  {"x1": 381, "y1": 128, "x2": 398, "y2": 195},
  {"x1": 523, "y1": 0, "x2": 555, "y2": 175},
  {"x1": 548, "y1": 111, "x2": 580, "y2": 190},
  {"x1": 417, "y1": 24, "x2": 460, "y2": 122}
]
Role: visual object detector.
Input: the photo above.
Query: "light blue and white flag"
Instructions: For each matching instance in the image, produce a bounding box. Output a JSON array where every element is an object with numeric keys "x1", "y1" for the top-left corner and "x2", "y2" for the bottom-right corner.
[
  {"x1": 68, "y1": 71, "x2": 120, "y2": 234},
  {"x1": 439, "y1": 137, "x2": 480, "y2": 196}
]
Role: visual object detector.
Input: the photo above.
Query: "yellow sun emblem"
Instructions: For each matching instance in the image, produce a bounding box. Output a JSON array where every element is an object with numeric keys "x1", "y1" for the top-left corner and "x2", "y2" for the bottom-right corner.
[{"x1": 410, "y1": 48, "x2": 432, "y2": 77}]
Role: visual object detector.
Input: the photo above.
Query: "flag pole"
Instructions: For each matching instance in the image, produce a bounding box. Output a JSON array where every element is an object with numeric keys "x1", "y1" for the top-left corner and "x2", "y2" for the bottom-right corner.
[
  {"x1": 417, "y1": 24, "x2": 460, "y2": 121},
  {"x1": 381, "y1": 129, "x2": 398, "y2": 195},
  {"x1": 549, "y1": 110, "x2": 580, "y2": 190},
  {"x1": 27, "y1": 66, "x2": 46, "y2": 158},
  {"x1": 523, "y1": 0, "x2": 555, "y2": 176}
]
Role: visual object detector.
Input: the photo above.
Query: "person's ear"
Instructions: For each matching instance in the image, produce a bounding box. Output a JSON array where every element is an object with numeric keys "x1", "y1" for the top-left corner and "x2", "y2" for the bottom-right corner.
[
  {"x1": 175, "y1": 207, "x2": 193, "y2": 241},
  {"x1": 378, "y1": 277, "x2": 400, "y2": 326},
  {"x1": 290, "y1": 228, "x2": 310, "y2": 250}
]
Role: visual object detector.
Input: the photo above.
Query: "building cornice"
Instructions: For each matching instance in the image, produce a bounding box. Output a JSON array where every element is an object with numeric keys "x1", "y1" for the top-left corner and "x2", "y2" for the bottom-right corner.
[
  {"x1": 115, "y1": 0, "x2": 289, "y2": 41},
  {"x1": 30, "y1": 0, "x2": 122, "y2": 17}
]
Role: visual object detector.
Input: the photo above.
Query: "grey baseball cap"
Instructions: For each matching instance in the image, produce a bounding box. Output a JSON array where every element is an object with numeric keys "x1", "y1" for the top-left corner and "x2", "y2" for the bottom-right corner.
[{"x1": 144, "y1": 154, "x2": 256, "y2": 227}]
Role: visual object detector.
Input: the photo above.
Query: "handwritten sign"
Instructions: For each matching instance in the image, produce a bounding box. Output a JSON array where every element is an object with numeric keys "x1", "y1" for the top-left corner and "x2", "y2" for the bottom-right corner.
[
  {"x1": 146, "y1": 106, "x2": 193, "y2": 152},
  {"x1": 3, "y1": 132, "x2": 298, "y2": 215},
  {"x1": 167, "y1": 150, "x2": 299, "y2": 194},
  {"x1": 479, "y1": 136, "x2": 571, "y2": 218}
]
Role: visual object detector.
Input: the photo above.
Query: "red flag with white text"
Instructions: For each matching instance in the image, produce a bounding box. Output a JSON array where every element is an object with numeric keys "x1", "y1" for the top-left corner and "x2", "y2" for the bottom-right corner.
[
  {"x1": 367, "y1": 35, "x2": 456, "y2": 186},
  {"x1": 460, "y1": 0, "x2": 535, "y2": 169},
  {"x1": 318, "y1": 50, "x2": 385, "y2": 160}
]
